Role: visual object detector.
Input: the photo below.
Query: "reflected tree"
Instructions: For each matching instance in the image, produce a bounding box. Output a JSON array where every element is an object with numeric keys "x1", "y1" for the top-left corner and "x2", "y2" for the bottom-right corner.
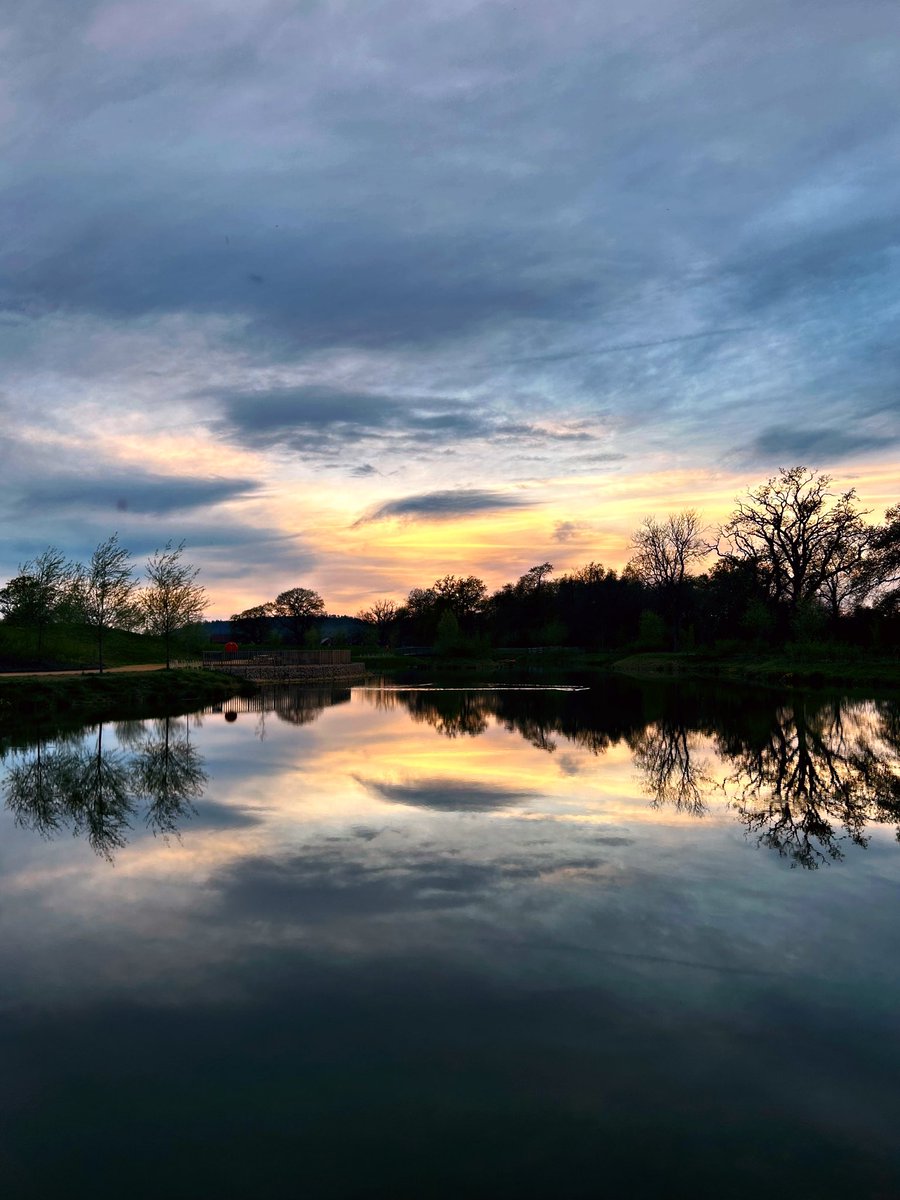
[
  {"x1": 132, "y1": 716, "x2": 207, "y2": 836},
  {"x1": 3, "y1": 719, "x2": 211, "y2": 859},
  {"x1": 721, "y1": 698, "x2": 900, "y2": 867},
  {"x1": 3, "y1": 740, "x2": 69, "y2": 838},
  {"x1": 61, "y1": 724, "x2": 135, "y2": 860},
  {"x1": 630, "y1": 720, "x2": 714, "y2": 816},
  {"x1": 402, "y1": 691, "x2": 491, "y2": 738}
]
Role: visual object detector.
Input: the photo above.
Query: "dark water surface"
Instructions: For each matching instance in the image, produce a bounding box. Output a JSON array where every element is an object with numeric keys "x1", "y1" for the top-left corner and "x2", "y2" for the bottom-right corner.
[{"x1": 1, "y1": 679, "x2": 899, "y2": 1198}]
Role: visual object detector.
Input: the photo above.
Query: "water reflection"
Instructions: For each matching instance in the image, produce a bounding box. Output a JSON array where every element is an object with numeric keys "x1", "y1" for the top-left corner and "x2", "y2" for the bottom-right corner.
[
  {"x1": 3, "y1": 683, "x2": 899, "y2": 866},
  {"x1": 721, "y1": 698, "x2": 900, "y2": 867},
  {"x1": 3, "y1": 716, "x2": 205, "y2": 860},
  {"x1": 369, "y1": 685, "x2": 900, "y2": 867}
]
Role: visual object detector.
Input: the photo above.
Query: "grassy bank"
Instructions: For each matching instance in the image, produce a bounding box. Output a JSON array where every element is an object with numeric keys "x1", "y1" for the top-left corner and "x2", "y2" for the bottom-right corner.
[
  {"x1": 357, "y1": 647, "x2": 618, "y2": 681},
  {"x1": 0, "y1": 622, "x2": 200, "y2": 671},
  {"x1": 356, "y1": 643, "x2": 900, "y2": 691},
  {"x1": 613, "y1": 646, "x2": 900, "y2": 691},
  {"x1": 0, "y1": 668, "x2": 251, "y2": 730}
]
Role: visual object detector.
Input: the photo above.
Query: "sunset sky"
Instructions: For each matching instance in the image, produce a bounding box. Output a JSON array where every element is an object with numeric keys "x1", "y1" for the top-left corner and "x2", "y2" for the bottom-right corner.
[{"x1": 2, "y1": 0, "x2": 898, "y2": 616}]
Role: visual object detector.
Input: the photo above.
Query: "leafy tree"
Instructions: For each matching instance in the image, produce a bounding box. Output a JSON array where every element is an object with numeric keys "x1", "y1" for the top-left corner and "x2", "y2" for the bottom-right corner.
[
  {"x1": 518, "y1": 562, "x2": 554, "y2": 592},
  {"x1": 403, "y1": 575, "x2": 487, "y2": 643},
  {"x1": 74, "y1": 534, "x2": 137, "y2": 672},
  {"x1": 230, "y1": 603, "x2": 277, "y2": 644},
  {"x1": 436, "y1": 609, "x2": 462, "y2": 654},
  {"x1": 719, "y1": 467, "x2": 869, "y2": 629},
  {"x1": 273, "y1": 586, "x2": 326, "y2": 644},
  {"x1": 429, "y1": 575, "x2": 488, "y2": 621},
  {"x1": 0, "y1": 547, "x2": 74, "y2": 653},
  {"x1": 139, "y1": 541, "x2": 208, "y2": 668},
  {"x1": 0, "y1": 575, "x2": 42, "y2": 626}
]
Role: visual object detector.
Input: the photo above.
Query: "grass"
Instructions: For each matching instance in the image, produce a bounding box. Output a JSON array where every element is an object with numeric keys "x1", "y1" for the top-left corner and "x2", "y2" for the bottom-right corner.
[
  {"x1": 0, "y1": 668, "x2": 251, "y2": 736},
  {"x1": 0, "y1": 622, "x2": 201, "y2": 671},
  {"x1": 613, "y1": 644, "x2": 900, "y2": 691}
]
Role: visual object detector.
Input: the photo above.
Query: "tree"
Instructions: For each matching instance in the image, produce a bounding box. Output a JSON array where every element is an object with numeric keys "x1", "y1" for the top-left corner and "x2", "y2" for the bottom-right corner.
[
  {"x1": 430, "y1": 575, "x2": 487, "y2": 622},
  {"x1": 230, "y1": 603, "x2": 277, "y2": 644},
  {"x1": 273, "y1": 586, "x2": 325, "y2": 644},
  {"x1": 139, "y1": 541, "x2": 208, "y2": 668},
  {"x1": 75, "y1": 534, "x2": 137, "y2": 673},
  {"x1": 518, "y1": 562, "x2": 554, "y2": 592},
  {"x1": 866, "y1": 504, "x2": 900, "y2": 611},
  {"x1": 357, "y1": 598, "x2": 398, "y2": 646},
  {"x1": 628, "y1": 510, "x2": 707, "y2": 648},
  {"x1": 719, "y1": 467, "x2": 869, "y2": 629},
  {"x1": 402, "y1": 575, "x2": 487, "y2": 643},
  {"x1": 0, "y1": 547, "x2": 74, "y2": 654}
]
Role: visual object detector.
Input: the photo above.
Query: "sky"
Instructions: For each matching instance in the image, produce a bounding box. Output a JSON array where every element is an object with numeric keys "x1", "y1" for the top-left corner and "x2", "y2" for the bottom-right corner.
[{"x1": 1, "y1": 0, "x2": 898, "y2": 616}]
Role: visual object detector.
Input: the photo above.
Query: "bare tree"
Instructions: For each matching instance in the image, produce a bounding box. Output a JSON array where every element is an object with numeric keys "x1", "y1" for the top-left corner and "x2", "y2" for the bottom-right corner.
[
  {"x1": 628, "y1": 510, "x2": 708, "y2": 648},
  {"x1": 139, "y1": 540, "x2": 208, "y2": 668},
  {"x1": 357, "y1": 598, "x2": 398, "y2": 646},
  {"x1": 75, "y1": 534, "x2": 137, "y2": 673},
  {"x1": 719, "y1": 467, "x2": 869, "y2": 624}
]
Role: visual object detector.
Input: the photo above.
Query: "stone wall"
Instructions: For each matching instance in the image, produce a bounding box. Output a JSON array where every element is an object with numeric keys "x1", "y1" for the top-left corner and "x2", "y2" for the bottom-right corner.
[{"x1": 216, "y1": 662, "x2": 366, "y2": 684}]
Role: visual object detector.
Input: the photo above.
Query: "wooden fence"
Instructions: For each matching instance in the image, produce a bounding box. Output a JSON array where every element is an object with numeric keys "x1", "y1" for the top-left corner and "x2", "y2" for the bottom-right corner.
[{"x1": 202, "y1": 648, "x2": 352, "y2": 668}]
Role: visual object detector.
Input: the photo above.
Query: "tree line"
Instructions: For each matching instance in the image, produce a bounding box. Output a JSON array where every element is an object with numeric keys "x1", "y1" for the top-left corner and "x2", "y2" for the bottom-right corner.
[
  {"x1": 6, "y1": 466, "x2": 899, "y2": 665},
  {"x1": 0, "y1": 536, "x2": 207, "y2": 670},
  {"x1": 334, "y1": 466, "x2": 900, "y2": 653}
]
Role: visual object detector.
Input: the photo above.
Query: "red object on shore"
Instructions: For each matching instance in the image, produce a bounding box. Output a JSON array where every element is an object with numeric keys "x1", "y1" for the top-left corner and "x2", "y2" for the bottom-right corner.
[{"x1": 224, "y1": 641, "x2": 239, "y2": 654}]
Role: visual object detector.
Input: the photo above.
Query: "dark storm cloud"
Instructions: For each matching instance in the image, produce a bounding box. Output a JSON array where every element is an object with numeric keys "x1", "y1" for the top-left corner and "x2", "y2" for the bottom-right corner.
[
  {"x1": 355, "y1": 488, "x2": 530, "y2": 525},
  {"x1": 355, "y1": 776, "x2": 539, "y2": 812},
  {"x1": 12, "y1": 472, "x2": 259, "y2": 517}
]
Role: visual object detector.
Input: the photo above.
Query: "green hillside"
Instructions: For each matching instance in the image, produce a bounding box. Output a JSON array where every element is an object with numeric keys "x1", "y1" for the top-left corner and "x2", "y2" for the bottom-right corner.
[{"x1": 0, "y1": 622, "x2": 204, "y2": 671}]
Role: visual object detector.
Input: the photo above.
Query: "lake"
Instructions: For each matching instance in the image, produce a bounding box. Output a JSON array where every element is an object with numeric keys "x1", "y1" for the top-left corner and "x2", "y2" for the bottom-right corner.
[{"x1": 1, "y1": 678, "x2": 898, "y2": 1198}]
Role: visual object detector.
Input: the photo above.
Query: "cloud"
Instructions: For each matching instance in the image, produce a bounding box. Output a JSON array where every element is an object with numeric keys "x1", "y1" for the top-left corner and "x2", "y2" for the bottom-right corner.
[
  {"x1": 1, "y1": 0, "x2": 899, "y2": 607},
  {"x1": 746, "y1": 425, "x2": 894, "y2": 465},
  {"x1": 12, "y1": 472, "x2": 259, "y2": 517},
  {"x1": 355, "y1": 776, "x2": 539, "y2": 812},
  {"x1": 553, "y1": 520, "x2": 596, "y2": 544},
  {"x1": 355, "y1": 488, "x2": 531, "y2": 526}
]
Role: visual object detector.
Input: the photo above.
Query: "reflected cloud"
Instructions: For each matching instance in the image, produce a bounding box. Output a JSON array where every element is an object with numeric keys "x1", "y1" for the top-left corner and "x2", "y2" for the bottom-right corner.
[
  {"x1": 3, "y1": 683, "x2": 900, "y2": 870},
  {"x1": 355, "y1": 775, "x2": 539, "y2": 812}
]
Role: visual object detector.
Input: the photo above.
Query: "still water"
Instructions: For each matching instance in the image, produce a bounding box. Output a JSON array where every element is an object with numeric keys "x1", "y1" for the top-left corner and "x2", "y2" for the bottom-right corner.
[{"x1": 1, "y1": 679, "x2": 898, "y2": 1198}]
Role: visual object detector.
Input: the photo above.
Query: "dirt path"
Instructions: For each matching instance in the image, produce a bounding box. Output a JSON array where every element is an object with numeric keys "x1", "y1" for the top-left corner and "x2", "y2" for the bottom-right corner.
[{"x1": 0, "y1": 663, "x2": 169, "y2": 679}]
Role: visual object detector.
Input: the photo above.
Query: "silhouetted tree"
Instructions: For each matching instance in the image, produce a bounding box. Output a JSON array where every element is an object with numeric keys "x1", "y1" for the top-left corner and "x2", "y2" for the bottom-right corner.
[
  {"x1": 357, "y1": 598, "x2": 398, "y2": 646},
  {"x1": 0, "y1": 547, "x2": 75, "y2": 654},
  {"x1": 627, "y1": 510, "x2": 708, "y2": 648},
  {"x1": 230, "y1": 602, "x2": 277, "y2": 643},
  {"x1": 72, "y1": 534, "x2": 138, "y2": 672},
  {"x1": 273, "y1": 587, "x2": 325, "y2": 644},
  {"x1": 139, "y1": 540, "x2": 208, "y2": 667},
  {"x1": 719, "y1": 467, "x2": 870, "y2": 633}
]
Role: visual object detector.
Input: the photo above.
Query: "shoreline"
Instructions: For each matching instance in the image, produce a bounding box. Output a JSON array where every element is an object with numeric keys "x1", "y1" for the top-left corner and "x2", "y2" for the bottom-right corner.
[{"x1": 0, "y1": 668, "x2": 252, "y2": 732}]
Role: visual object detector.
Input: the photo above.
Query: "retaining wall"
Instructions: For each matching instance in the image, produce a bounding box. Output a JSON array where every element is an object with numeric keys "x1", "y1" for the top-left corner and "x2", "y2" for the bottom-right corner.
[{"x1": 214, "y1": 662, "x2": 366, "y2": 684}]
